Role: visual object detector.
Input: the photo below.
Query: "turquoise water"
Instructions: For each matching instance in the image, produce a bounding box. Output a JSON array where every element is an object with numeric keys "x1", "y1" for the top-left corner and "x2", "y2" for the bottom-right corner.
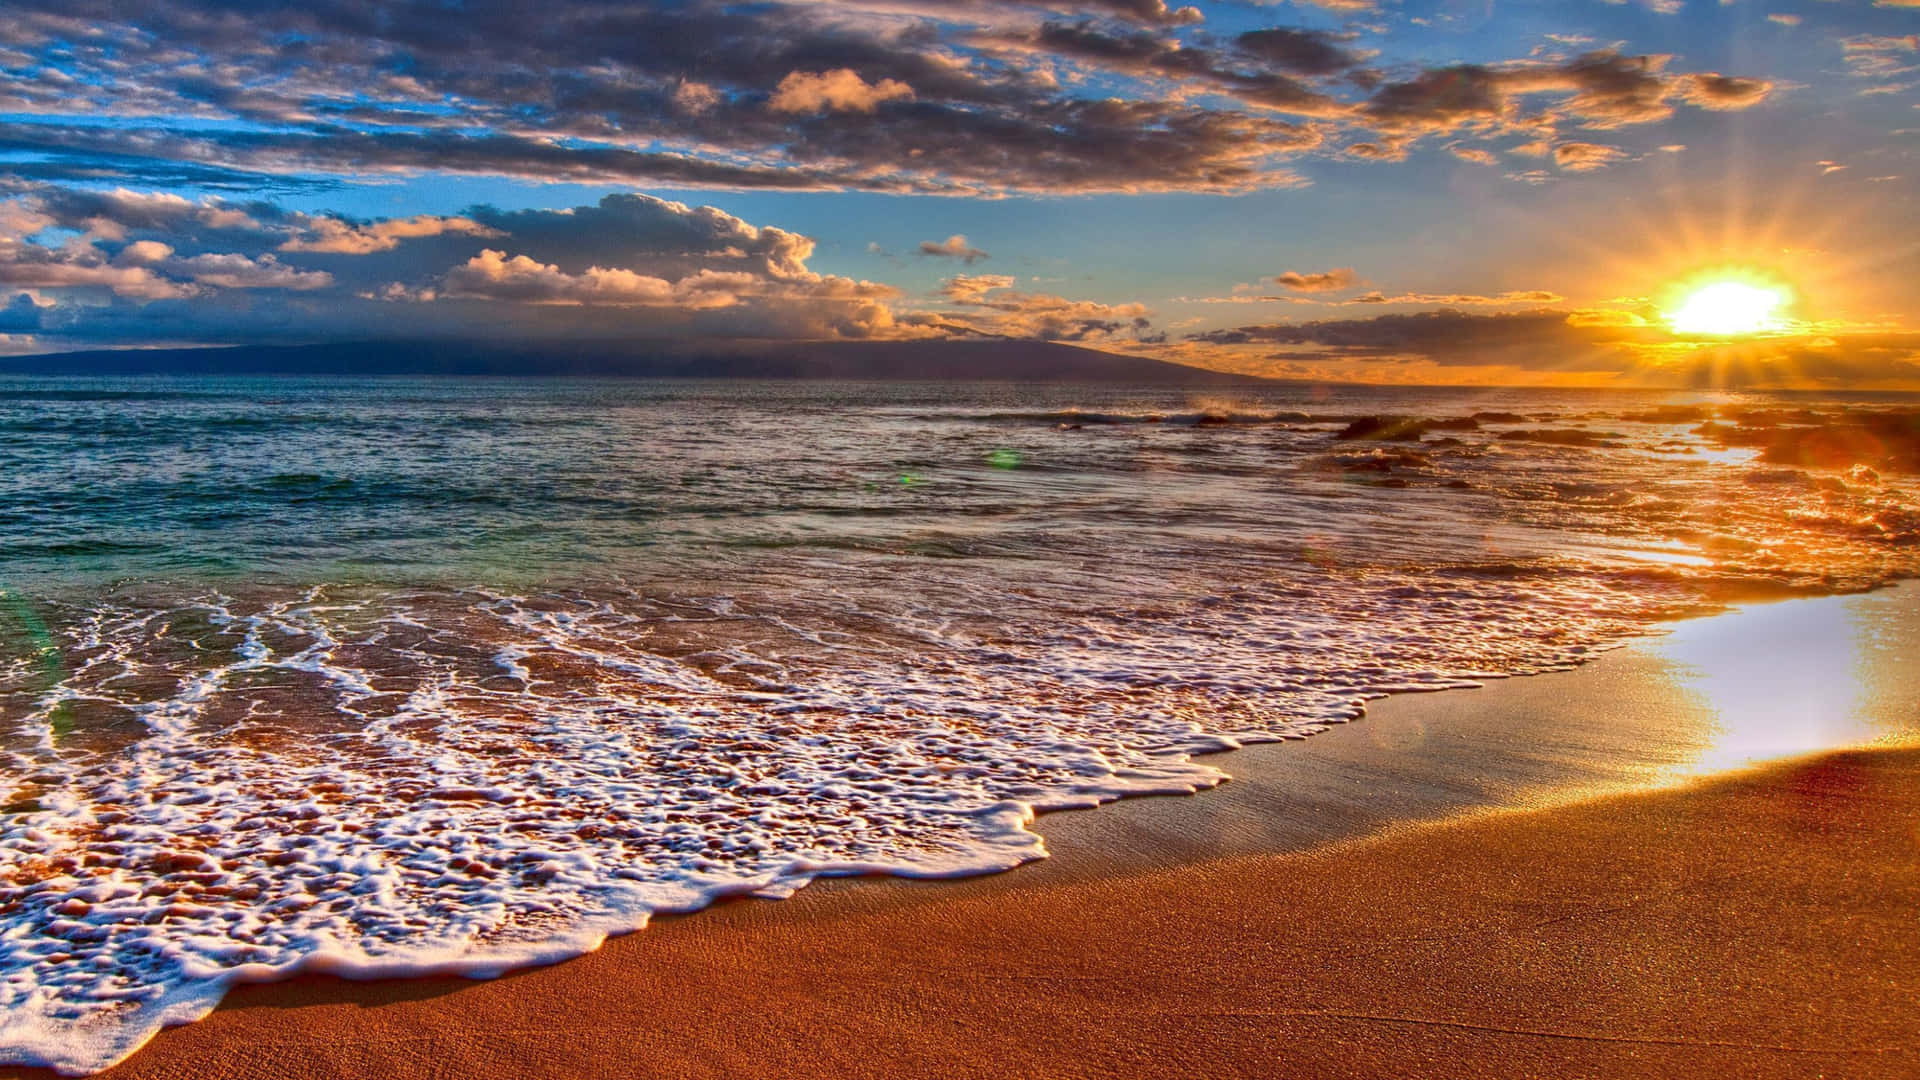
[{"x1": 1, "y1": 376, "x2": 1916, "y2": 1073}]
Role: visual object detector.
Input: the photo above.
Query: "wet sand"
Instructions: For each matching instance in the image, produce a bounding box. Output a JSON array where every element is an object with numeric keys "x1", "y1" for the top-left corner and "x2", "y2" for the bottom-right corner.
[{"x1": 8, "y1": 587, "x2": 1918, "y2": 1079}]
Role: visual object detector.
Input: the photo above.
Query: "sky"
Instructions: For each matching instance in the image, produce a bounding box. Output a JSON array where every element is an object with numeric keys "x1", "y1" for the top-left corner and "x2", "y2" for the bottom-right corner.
[{"x1": 0, "y1": 0, "x2": 1916, "y2": 387}]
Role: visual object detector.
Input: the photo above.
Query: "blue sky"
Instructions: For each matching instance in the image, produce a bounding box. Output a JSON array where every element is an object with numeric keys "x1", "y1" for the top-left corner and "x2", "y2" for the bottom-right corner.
[{"x1": 0, "y1": 0, "x2": 1915, "y2": 385}]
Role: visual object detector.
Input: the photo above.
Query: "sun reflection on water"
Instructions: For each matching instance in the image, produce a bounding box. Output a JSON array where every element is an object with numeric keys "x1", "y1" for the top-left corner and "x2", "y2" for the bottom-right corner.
[{"x1": 1652, "y1": 588, "x2": 1919, "y2": 781}]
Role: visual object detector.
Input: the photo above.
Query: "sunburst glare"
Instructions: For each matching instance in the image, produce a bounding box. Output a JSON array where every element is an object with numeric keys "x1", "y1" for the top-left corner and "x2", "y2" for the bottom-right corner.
[{"x1": 1666, "y1": 279, "x2": 1788, "y2": 335}]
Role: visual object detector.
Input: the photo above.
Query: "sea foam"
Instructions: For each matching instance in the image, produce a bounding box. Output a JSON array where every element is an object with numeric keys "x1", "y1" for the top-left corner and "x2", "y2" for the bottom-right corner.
[{"x1": 0, "y1": 570, "x2": 1666, "y2": 1073}]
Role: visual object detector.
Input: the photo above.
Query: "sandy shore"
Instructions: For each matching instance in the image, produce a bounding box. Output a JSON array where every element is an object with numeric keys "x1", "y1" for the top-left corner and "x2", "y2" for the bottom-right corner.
[{"x1": 8, "y1": 588, "x2": 1918, "y2": 1079}]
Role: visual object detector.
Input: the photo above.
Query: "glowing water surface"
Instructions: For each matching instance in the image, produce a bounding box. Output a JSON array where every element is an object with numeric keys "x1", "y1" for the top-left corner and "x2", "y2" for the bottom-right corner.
[{"x1": 1656, "y1": 586, "x2": 1920, "y2": 779}]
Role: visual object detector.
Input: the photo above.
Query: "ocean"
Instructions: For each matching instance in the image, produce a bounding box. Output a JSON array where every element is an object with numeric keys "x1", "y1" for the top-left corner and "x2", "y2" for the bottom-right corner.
[{"x1": 2, "y1": 375, "x2": 1916, "y2": 1073}]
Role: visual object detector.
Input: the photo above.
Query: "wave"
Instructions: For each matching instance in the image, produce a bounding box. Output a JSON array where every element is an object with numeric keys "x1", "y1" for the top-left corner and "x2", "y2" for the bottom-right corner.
[
  {"x1": 940, "y1": 407, "x2": 1317, "y2": 427},
  {"x1": 0, "y1": 390, "x2": 221, "y2": 403},
  {"x1": 0, "y1": 561, "x2": 1703, "y2": 1073}
]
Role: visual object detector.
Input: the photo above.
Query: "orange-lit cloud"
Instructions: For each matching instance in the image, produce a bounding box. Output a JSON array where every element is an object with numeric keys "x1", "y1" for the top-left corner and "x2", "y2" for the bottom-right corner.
[
  {"x1": 921, "y1": 274, "x2": 1157, "y2": 342},
  {"x1": 1272, "y1": 267, "x2": 1361, "y2": 292},
  {"x1": 280, "y1": 216, "x2": 503, "y2": 255},
  {"x1": 768, "y1": 69, "x2": 915, "y2": 114}
]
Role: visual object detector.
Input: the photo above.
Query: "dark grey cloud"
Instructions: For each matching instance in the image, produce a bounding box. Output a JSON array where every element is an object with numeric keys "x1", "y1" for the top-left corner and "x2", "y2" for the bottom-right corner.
[
  {"x1": 1190, "y1": 307, "x2": 1638, "y2": 364},
  {"x1": 466, "y1": 195, "x2": 816, "y2": 278},
  {"x1": 1361, "y1": 51, "x2": 1770, "y2": 138},
  {"x1": 1727, "y1": 339, "x2": 1920, "y2": 386},
  {"x1": 1361, "y1": 65, "x2": 1507, "y2": 134},
  {"x1": 8, "y1": 185, "x2": 293, "y2": 243},
  {"x1": 771, "y1": 97, "x2": 1318, "y2": 193},
  {"x1": 1233, "y1": 28, "x2": 1366, "y2": 77},
  {"x1": 916, "y1": 235, "x2": 990, "y2": 263},
  {"x1": 0, "y1": 293, "x2": 48, "y2": 333},
  {"x1": 1188, "y1": 308, "x2": 1920, "y2": 385},
  {"x1": 0, "y1": 3, "x2": 1772, "y2": 196},
  {"x1": 989, "y1": 21, "x2": 1345, "y2": 115}
]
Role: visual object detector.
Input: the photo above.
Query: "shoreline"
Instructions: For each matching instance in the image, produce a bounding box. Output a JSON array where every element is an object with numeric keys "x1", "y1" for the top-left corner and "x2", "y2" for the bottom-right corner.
[
  {"x1": 1010, "y1": 580, "x2": 1920, "y2": 878},
  {"x1": 6, "y1": 584, "x2": 1918, "y2": 1078}
]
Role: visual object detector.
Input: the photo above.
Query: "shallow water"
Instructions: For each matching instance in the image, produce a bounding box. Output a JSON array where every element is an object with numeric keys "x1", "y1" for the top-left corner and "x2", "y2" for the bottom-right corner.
[{"x1": 2, "y1": 377, "x2": 1917, "y2": 1073}]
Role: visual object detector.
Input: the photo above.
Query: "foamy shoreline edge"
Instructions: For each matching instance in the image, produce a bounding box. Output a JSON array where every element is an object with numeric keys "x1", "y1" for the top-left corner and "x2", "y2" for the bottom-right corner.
[{"x1": 12, "y1": 578, "x2": 1915, "y2": 1077}]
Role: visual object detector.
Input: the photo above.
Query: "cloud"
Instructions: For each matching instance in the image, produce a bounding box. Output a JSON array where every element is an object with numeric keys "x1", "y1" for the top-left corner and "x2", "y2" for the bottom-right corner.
[
  {"x1": 0, "y1": 185, "x2": 907, "y2": 346},
  {"x1": 1842, "y1": 35, "x2": 1920, "y2": 82},
  {"x1": 1362, "y1": 50, "x2": 1771, "y2": 141},
  {"x1": 2, "y1": 187, "x2": 280, "y2": 244},
  {"x1": 1233, "y1": 28, "x2": 1367, "y2": 76},
  {"x1": 1553, "y1": 142, "x2": 1628, "y2": 171},
  {"x1": 168, "y1": 253, "x2": 333, "y2": 291},
  {"x1": 1343, "y1": 140, "x2": 1409, "y2": 161},
  {"x1": 939, "y1": 274, "x2": 1020, "y2": 304},
  {"x1": 926, "y1": 274, "x2": 1155, "y2": 342},
  {"x1": 838, "y1": 1, "x2": 1204, "y2": 25},
  {"x1": 0, "y1": 4, "x2": 1773, "y2": 197},
  {"x1": 443, "y1": 250, "x2": 707, "y2": 307},
  {"x1": 1185, "y1": 307, "x2": 1920, "y2": 387},
  {"x1": 986, "y1": 21, "x2": 1347, "y2": 117},
  {"x1": 0, "y1": 292, "x2": 53, "y2": 332},
  {"x1": 0, "y1": 101, "x2": 1317, "y2": 198},
  {"x1": 1542, "y1": 53, "x2": 1686, "y2": 127},
  {"x1": 1272, "y1": 267, "x2": 1360, "y2": 292},
  {"x1": 1189, "y1": 308, "x2": 1611, "y2": 361},
  {"x1": 1061, "y1": 0, "x2": 1203, "y2": 25},
  {"x1": 280, "y1": 215, "x2": 502, "y2": 255},
  {"x1": 1677, "y1": 73, "x2": 1774, "y2": 110},
  {"x1": 1345, "y1": 290, "x2": 1565, "y2": 305},
  {"x1": 459, "y1": 194, "x2": 821, "y2": 281},
  {"x1": 0, "y1": 121, "x2": 866, "y2": 192},
  {"x1": 114, "y1": 241, "x2": 175, "y2": 265},
  {"x1": 0, "y1": 237, "x2": 199, "y2": 299},
  {"x1": 1362, "y1": 66, "x2": 1514, "y2": 134},
  {"x1": 916, "y1": 234, "x2": 990, "y2": 263},
  {"x1": 1173, "y1": 293, "x2": 1321, "y2": 305},
  {"x1": 673, "y1": 81, "x2": 723, "y2": 114},
  {"x1": 1179, "y1": 286, "x2": 1563, "y2": 307},
  {"x1": 769, "y1": 69, "x2": 915, "y2": 114}
]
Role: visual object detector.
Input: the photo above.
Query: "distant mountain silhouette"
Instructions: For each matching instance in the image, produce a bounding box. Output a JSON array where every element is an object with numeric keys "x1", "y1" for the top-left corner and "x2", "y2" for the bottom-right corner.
[{"x1": 3, "y1": 339, "x2": 1272, "y2": 384}]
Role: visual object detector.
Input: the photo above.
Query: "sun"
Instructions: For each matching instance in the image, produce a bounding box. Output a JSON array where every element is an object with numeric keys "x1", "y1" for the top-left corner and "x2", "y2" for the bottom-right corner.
[{"x1": 1664, "y1": 276, "x2": 1790, "y2": 336}]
